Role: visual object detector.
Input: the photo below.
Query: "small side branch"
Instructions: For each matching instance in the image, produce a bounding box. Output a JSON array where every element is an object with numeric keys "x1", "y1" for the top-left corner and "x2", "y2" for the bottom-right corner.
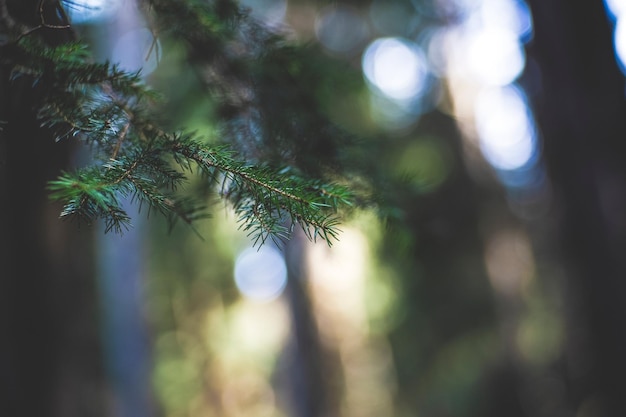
[{"x1": 15, "y1": 0, "x2": 71, "y2": 42}]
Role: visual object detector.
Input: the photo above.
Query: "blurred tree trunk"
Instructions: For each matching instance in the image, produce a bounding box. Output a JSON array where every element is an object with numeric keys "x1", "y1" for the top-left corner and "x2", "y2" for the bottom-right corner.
[
  {"x1": 0, "y1": 1, "x2": 106, "y2": 416},
  {"x1": 525, "y1": 1, "x2": 626, "y2": 414},
  {"x1": 280, "y1": 234, "x2": 338, "y2": 417}
]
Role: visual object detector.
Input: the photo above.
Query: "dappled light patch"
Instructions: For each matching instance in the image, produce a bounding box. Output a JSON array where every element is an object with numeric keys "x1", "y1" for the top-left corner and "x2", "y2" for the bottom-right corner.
[{"x1": 306, "y1": 225, "x2": 397, "y2": 417}]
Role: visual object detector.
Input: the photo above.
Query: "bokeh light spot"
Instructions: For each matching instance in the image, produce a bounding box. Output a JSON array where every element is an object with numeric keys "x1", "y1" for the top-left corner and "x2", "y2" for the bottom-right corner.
[
  {"x1": 605, "y1": 0, "x2": 626, "y2": 20},
  {"x1": 362, "y1": 37, "x2": 429, "y2": 101},
  {"x1": 614, "y1": 17, "x2": 626, "y2": 74},
  {"x1": 467, "y1": 27, "x2": 525, "y2": 86},
  {"x1": 234, "y1": 247, "x2": 287, "y2": 302},
  {"x1": 474, "y1": 85, "x2": 537, "y2": 171},
  {"x1": 480, "y1": 0, "x2": 533, "y2": 42}
]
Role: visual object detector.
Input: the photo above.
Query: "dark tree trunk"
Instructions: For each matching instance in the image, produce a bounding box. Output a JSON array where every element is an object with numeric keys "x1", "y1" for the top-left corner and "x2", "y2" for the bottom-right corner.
[
  {"x1": 0, "y1": 2, "x2": 107, "y2": 416},
  {"x1": 280, "y1": 234, "x2": 339, "y2": 417},
  {"x1": 525, "y1": 1, "x2": 626, "y2": 414}
]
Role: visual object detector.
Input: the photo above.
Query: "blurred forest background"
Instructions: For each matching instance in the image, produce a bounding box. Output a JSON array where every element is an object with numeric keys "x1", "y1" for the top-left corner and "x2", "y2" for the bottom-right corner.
[{"x1": 3, "y1": 0, "x2": 626, "y2": 416}]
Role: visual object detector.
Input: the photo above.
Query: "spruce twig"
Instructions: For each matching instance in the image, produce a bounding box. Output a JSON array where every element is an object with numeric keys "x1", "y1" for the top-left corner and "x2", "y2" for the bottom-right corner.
[
  {"x1": 4, "y1": 29, "x2": 351, "y2": 245},
  {"x1": 0, "y1": 0, "x2": 363, "y2": 246}
]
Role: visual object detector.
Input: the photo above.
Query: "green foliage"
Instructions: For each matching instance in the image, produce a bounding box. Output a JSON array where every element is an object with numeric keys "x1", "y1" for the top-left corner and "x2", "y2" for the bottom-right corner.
[{"x1": 1, "y1": 0, "x2": 359, "y2": 246}]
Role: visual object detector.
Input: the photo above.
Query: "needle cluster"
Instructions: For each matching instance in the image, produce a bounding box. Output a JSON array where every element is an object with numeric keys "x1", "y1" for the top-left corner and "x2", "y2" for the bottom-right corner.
[{"x1": 1, "y1": 0, "x2": 355, "y2": 246}]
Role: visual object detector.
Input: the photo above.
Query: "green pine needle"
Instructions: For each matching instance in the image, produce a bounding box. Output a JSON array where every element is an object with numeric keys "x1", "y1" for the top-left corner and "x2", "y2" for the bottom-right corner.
[{"x1": 6, "y1": 2, "x2": 356, "y2": 246}]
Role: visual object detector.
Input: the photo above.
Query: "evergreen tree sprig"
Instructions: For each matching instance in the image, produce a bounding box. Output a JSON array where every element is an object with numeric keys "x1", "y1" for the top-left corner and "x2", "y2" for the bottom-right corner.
[
  {"x1": 166, "y1": 136, "x2": 351, "y2": 245},
  {"x1": 5, "y1": 32, "x2": 351, "y2": 245}
]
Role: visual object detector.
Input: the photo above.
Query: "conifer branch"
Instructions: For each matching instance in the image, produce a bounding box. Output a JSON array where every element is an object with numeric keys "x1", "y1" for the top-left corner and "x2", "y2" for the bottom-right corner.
[{"x1": 1, "y1": 0, "x2": 360, "y2": 246}]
